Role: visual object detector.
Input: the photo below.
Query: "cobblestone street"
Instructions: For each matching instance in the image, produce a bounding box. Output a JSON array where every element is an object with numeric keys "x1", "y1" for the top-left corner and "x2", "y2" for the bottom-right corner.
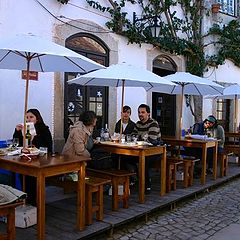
[{"x1": 98, "y1": 178, "x2": 240, "y2": 240}]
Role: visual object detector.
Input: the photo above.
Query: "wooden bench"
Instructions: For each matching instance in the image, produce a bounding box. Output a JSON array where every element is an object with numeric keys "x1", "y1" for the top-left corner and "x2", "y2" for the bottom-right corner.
[
  {"x1": 0, "y1": 201, "x2": 24, "y2": 240},
  {"x1": 181, "y1": 158, "x2": 200, "y2": 187},
  {"x1": 224, "y1": 144, "x2": 240, "y2": 166},
  {"x1": 218, "y1": 152, "x2": 228, "y2": 177},
  {"x1": 167, "y1": 157, "x2": 200, "y2": 189},
  {"x1": 46, "y1": 176, "x2": 76, "y2": 194},
  {"x1": 87, "y1": 168, "x2": 135, "y2": 211},
  {"x1": 85, "y1": 177, "x2": 111, "y2": 225},
  {"x1": 166, "y1": 158, "x2": 183, "y2": 192}
]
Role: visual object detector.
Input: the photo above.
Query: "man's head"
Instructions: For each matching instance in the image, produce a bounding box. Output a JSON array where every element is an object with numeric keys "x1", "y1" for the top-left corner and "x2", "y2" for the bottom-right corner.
[
  {"x1": 138, "y1": 104, "x2": 150, "y2": 123},
  {"x1": 204, "y1": 115, "x2": 217, "y2": 129},
  {"x1": 121, "y1": 105, "x2": 131, "y2": 123}
]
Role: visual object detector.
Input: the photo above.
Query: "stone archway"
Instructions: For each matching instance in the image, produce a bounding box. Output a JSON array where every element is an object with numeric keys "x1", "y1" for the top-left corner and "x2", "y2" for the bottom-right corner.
[{"x1": 52, "y1": 20, "x2": 119, "y2": 151}]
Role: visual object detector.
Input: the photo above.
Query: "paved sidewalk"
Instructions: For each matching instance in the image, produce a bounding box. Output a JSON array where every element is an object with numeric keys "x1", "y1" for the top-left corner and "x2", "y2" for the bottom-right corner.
[{"x1": 97, "y1": 177, "x2": 240, "y2": 240}]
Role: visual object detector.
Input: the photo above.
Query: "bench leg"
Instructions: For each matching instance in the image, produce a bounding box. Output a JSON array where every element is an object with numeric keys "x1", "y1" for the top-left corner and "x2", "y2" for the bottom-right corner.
[
  {"x1": 8, "y1": 210, "x2": 15, "y2": 240},
  {"x1": 112, "y1": 178, "x2": 119, "y2": 211},
  {"x1": 96, "y1": 185, "x2": 103, "y2": 221},
  {"x1": 85, "y1": 186, "x2": 93, "y2": 225},
  {"x1": 183, "y1": 163, "x2": 189, "y2": 188},
  {"x1": 123, "y1": 177, "x2": 129, "y2": 209}
]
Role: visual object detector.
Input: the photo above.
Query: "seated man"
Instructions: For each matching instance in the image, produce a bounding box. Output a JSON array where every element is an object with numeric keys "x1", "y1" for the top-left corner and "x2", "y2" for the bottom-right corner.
[
  {"x1": 187, "y1": 115, "x2": 225, "y2": 173},
  {"x1": 205, "y1": 115, "x2": 225, "y2": 172},
  {"x1": 132, "y1": 104, "x2": 161, "y2": 194}
]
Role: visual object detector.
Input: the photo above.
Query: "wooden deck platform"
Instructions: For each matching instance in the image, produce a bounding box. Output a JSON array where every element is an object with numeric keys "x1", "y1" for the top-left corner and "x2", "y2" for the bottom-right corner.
[{"x1": 1, "y1": 163, "x2": 240, "y2": 240}]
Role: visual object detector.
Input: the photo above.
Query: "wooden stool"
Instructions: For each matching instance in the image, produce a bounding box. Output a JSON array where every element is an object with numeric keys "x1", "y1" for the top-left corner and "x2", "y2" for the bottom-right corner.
[
  {"x1": 0, "y1": 201, "x2": 24, "y2": 240},
  {"x1": 182, "y1": 158, "x2": 200, "y2": 187},
  {"x1": 219, "y1": 152, "x2": 228, "y2": 177},
  {"x1": 166, "y1": 159, "x2": 183, "y2": 192},
  {"x1": 87, "y1": 169, "x2": 135, "y2": 211},
  {"x1": 85, "y1": 177, "x2": 111, "y2": 225}
]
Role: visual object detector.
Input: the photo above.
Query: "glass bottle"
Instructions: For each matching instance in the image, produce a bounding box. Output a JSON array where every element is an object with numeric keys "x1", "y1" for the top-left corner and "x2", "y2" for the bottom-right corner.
[
  {"x1": 25, "y1": 125, "x2": 32, "y2": 148},
  {"x1": 103, "y1": 124, "x2": 110, "y2": 141},
  {"x1": 100, "y1": 128, "x2": 105, "y2": 141}
]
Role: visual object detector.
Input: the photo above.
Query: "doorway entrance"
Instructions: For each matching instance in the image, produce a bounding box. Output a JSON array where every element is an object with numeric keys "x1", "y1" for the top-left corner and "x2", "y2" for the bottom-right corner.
[
  {"x1": 64, "y1": 33, "x2": 109, "y2": 139},
  {"x1": 152, "y1": 55, "x2": 177, "y2": 136}
]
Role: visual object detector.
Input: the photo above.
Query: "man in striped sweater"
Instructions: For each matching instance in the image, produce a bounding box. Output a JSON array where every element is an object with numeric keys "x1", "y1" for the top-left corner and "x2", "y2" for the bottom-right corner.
[{"x1": 132, "y1": 104, "x2": 161, "y2": 194}]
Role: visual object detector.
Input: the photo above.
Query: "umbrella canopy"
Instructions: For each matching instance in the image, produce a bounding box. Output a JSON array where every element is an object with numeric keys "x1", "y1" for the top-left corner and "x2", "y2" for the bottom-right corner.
[
  {"x1": 0, "y1": 34, "x2": 105, "y2": 147},
  {"x1": 68, "y1": 63, "x2": 176, "y2": 135},
  {"x1": 0, "y1": 34, "x2": 104, "y2": 72},
  {"x1": 68, "y1": 62, "x2": 176, "y2": 91},
  {"x1": 155, "y1": 72, "x2": 224, "y2": 138},
  {"x1": 207, "y1": 84, "x2": 240, "y2": 132}
]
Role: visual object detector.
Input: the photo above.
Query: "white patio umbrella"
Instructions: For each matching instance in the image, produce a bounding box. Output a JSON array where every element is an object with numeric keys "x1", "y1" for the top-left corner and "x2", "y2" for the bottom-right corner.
[
  {"x1": 68, "y1": 62, "x2": 176, "y2": 135},
  {"x1": 154, "y1": 72, "x2": 224, "y2": 138},
  {"x1": 0, "y1": 34, "x2": 104, "y2": 147},
  {"x1": 207, "y1": 84, "x2": 240, "y2": 132}
]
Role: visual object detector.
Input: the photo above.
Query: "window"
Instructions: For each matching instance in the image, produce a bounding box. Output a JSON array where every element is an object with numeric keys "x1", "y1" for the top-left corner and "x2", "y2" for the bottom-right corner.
[
  {"x1": 217, "y1": 0, "x2": 236, "y2": 16},
  {"x1": 216, "y1": 99, "x2": 230, "y2": 130}
]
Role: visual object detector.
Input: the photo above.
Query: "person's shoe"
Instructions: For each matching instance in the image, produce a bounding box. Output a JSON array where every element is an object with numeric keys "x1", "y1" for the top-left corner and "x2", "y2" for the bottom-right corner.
[{"x1": 145, "y1": 187, "x2": 151, "y2": 195}]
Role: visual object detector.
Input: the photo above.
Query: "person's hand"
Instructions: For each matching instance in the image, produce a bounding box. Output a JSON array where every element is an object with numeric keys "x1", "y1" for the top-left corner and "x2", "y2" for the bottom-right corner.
[{"x1": 16, "y1": 123, "x2": 23, "y2": 131}]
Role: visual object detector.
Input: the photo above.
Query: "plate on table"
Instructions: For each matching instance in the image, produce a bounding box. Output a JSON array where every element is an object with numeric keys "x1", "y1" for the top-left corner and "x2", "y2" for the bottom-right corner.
[
  {"x1": 20, "y1": 147, "x2": 40, "y2": 160},
  {"x1": 0, "y1": 149, "x2": 7, "y2": 156}
]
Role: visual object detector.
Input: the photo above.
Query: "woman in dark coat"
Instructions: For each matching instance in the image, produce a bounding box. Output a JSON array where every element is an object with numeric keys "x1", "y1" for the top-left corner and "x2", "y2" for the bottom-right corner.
[
  {"x1": 13, "y1": 108, "x2": 52, "y2": 152},
  {"x1": 13, "y1": 108, "x2": 53, "y2": 205}
]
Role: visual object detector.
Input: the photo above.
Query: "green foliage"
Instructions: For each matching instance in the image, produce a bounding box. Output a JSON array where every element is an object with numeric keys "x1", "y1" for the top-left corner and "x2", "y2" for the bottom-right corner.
[
  {"x1": 208, "y1": 20, "x2": 240, "y2": 67},
  {"x1": 85, "y1": 0, "x2": 240, "y2": 76}
]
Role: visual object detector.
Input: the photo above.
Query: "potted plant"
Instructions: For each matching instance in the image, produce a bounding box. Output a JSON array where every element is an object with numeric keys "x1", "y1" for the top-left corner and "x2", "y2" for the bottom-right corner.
[{"x1": 212, "y1": 3, "x2": 221, "y2": 13}]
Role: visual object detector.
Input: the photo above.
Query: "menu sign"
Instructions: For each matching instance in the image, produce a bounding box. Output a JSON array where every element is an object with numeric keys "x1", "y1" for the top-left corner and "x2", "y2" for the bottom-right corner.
[{"x1": 22, "y1": 70, "x2": 38, "y2": 81}]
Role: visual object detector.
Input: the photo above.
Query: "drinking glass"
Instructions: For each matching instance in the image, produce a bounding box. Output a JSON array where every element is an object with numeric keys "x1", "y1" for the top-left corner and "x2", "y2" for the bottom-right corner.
[
  {"x1": 142, "y1": 133, "x2": 148, "y2": 142},
  {"x1": 12, "y1": 138, "x2": 19, "y2": 148},
  {"x1": 6, "y1": 139, "x2": 13, "y2": 149},
  {"x1": 131, "y1": 134, "x2": 138, "y2": 143},
  {"x1": 126, "y1": 134, "x2": 131, "y2": 143}
]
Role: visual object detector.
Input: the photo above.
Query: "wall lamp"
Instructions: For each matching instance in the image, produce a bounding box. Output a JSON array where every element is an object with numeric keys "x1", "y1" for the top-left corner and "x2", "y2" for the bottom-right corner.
[{"x1": 133, "y1": 12, "x2": 161, "y2": 38}]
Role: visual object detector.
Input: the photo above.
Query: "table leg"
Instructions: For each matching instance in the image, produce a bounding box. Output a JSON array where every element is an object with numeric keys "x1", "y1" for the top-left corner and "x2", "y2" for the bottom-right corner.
[
  {"x1": 138, "y1": 152, "x2": 145, "y2": 204},
  {"x1": 213, "y1": 143, "x2": 218, "y2": 180},
  {"x1": 201, "y1": 145, "x2": 207, "y2": 185},
  {"x1": 77, "y1": 162, "x2": 85, "y2": 230},
  {"x1": 37, "y1": 174, "x2": 45, "y2": 240},
  {"x1": 160, "y1": 147, "x2": 166, "y2": 196}
]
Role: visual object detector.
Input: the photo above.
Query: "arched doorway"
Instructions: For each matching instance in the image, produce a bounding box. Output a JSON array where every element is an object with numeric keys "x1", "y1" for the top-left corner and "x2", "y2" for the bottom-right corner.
[
  {"x1": 64, "y1": 33, "x2": 109, "y2": 139},
  {"x1": 152, "y1": 55, "x2": 177, "y2": 136}
]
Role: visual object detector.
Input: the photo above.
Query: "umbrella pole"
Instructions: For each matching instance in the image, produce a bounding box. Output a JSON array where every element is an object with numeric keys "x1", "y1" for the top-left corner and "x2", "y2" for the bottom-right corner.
[
  {"x1": 179, "y1": 85, "x2": 184, "y2": 139},
  {"x1": 23, "y1": 58, "x2": 31, "y2": 149},
  {"x1": 119, "y1": 80, "x2": 125, "y2": 139},
  {"x1": 234, "y1": 94, "x2": 238, "y2": 132}
]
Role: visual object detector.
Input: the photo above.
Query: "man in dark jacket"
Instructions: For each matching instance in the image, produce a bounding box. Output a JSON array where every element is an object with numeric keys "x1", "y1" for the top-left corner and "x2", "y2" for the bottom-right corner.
[{"x1": 115, "y1": 105, "x2": 135, "y2": 135}]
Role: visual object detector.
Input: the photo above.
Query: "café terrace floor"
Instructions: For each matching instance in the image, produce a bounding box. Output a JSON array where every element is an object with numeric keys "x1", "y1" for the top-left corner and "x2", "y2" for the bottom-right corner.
[{"x1": 2, "y1": 163, "x2": 240, "y2": 240}]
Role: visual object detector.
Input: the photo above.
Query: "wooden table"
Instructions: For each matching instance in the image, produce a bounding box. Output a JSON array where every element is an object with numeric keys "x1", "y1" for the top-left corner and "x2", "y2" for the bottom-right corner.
[
  {"x1": 0, "y1": 154, "x2": 90, "y2": 240},
  {"x1": 95, "y1": 141, "x2": 166, "y2": 203},
  {"x1": 162, "y1": 137, "x2": 218, "y2": 185}
]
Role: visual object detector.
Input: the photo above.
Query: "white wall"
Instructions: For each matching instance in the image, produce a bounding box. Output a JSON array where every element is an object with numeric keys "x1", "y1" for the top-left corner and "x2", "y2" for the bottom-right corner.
[{"x1": 0, "y1": 0, "x2": 56, "y2": 139}]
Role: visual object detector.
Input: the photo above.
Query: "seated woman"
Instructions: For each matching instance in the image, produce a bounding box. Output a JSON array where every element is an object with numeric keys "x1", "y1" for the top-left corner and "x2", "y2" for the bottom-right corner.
[
  {"x1": 62, "y1": 111, "x2": 97, "y2": 158},
  {"x1": 13, "y1": 108, "x2": 53, "y2": 206},
  {"x1": 115, "y1": 105, "x2": 135, "y2": 135},
  {"x1": 62, "y1": 111, "x2": 112, "y2": 170},
  {"x1": 13, "y1": 108, "x2": 52, "y2": 151}
]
